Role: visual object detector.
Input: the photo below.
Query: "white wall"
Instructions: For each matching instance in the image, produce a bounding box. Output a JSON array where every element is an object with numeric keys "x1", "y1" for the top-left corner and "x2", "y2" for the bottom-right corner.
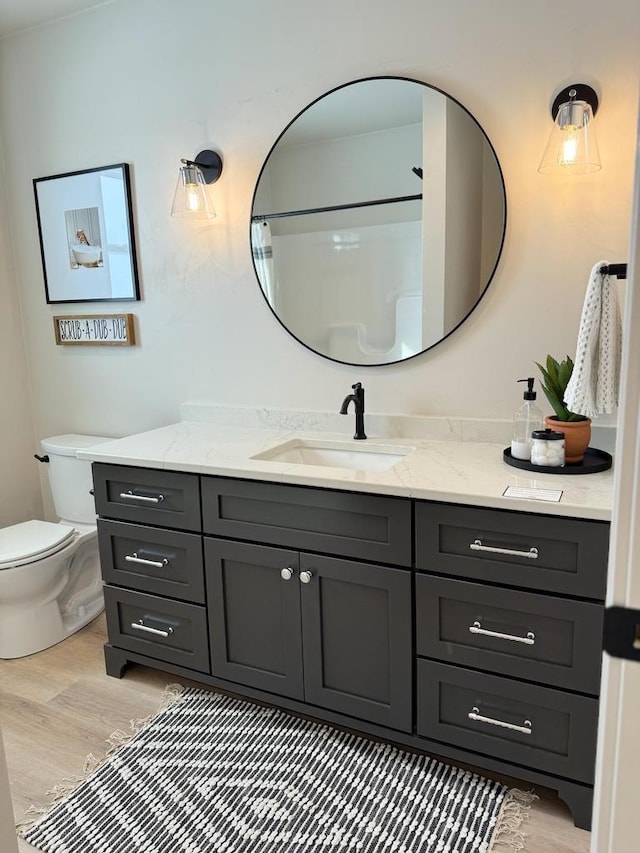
[
  {"x1": 0, "y1": 0, "x2": 638, "y2": 449},
  {"x1": 0, "y1": 118, "x2": 41, "y2": 526}
]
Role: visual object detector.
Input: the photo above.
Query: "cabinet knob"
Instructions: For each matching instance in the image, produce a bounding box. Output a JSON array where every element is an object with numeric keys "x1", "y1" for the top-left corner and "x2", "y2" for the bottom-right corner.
[
  {"x1": 300, "y1": 570, "x2": 313, "y2": 584},
  {"x1": 280, "y1": 567, "x2": 295, "y2": 581}
]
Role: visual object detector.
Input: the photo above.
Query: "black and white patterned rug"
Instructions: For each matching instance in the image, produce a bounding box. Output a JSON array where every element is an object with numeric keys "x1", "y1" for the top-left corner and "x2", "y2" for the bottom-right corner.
[{"x1": 21, "y1": 687, "x2": 532, "y2": 853}]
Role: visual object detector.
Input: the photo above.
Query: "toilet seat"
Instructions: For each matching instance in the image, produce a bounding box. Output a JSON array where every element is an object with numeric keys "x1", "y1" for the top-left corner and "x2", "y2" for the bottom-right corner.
[{"x1": 0, "y1": 520, "x2": 76, "y2": 570}]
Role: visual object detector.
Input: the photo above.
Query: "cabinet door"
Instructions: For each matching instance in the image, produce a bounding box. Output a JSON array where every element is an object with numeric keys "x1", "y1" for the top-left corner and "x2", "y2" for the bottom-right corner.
[
  {"x1": 204, "y1": 539, "x2": 304, "y2": 699},
  {"x1": 300, "y1": 555, "x2": 412, "y2": 732}
]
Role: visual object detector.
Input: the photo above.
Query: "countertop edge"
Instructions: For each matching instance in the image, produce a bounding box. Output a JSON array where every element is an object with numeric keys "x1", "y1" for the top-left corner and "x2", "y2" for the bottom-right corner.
[{"x1": 79, "y1": 423, "x2": 613, "y2": 522}]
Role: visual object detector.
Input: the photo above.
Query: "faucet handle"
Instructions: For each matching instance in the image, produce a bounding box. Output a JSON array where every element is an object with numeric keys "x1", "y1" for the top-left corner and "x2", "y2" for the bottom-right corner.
[{"x1": 352, "y1": 382, "x2": 362, "y2": 391}]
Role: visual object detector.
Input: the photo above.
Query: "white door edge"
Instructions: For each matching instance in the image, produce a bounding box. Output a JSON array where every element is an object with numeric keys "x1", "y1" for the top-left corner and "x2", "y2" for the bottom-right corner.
[{"x1": 591, "y1": 97, "x2": 640, "y2": 853}]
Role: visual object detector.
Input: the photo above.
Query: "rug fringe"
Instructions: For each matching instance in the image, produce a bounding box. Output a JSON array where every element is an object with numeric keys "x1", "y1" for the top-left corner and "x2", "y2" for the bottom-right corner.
[
  {"x1": 16, "y1": 682, "x2": 185, "y2": 834},
  {"x1": 486, "y1": 788, "x2": 538, "y2": 852}
]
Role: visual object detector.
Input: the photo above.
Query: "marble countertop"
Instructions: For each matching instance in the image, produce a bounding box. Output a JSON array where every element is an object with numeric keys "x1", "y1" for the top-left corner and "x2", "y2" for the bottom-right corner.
[{"x1": 78, "y1": 419, "x2": 614, "y2": 521}]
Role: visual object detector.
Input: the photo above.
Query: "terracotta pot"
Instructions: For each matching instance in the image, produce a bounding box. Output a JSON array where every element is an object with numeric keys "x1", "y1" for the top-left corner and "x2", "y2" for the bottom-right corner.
[{"x1": 544, "y1": 415, "x2": 591, "y2": 464}]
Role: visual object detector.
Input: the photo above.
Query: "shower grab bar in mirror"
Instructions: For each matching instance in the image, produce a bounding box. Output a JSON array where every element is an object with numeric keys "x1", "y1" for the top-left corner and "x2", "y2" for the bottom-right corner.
[{"x1": 252, "y1": 193, "x2": 422, "y2": 222}]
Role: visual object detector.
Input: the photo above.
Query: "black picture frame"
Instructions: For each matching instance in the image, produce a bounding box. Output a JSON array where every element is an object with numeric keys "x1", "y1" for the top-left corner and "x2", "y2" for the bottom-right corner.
[{"x1": 33, "y1": 163, "x2": 140, "y2": 304}]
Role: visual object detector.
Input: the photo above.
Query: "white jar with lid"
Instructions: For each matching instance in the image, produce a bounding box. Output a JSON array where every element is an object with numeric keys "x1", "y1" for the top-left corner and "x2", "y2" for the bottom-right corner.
[{"x1": 531, "y1": 428, "x2": 565, "y2": 467}]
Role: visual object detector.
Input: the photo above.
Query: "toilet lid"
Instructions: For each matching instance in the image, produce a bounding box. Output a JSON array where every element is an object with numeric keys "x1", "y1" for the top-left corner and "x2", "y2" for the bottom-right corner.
[{"x1": 0, "y1": 520, "x2": 76, "y2": 569}]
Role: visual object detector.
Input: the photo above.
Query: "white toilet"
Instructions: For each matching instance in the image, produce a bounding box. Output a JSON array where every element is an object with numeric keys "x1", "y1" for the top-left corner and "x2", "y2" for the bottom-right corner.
[{"x1": 0, "y1": 434, "x2": 110, "y2": 659}]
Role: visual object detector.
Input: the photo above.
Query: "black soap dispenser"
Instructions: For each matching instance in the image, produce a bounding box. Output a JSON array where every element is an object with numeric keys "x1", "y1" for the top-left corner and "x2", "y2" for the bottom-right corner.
[{"x1": 511, "y1": 378, "x2": 544, "y2": 461}]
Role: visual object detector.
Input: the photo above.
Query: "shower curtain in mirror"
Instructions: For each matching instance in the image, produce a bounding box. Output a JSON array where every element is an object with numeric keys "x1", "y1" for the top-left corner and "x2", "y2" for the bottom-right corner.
[{"x1": 251, "y1": 221, "x2": 276, "y2": 308}]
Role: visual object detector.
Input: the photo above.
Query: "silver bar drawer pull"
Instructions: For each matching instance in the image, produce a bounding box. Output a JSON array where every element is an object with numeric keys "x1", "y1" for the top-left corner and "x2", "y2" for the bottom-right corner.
[
  {"x1": 119, "y1": 490, "x2": 165, "y2": 504},
  {"x1": 125, "y1": 553, "x2": 169, "y2": 569},
  {"x1": 131, "y1": 619, "x2": 174, "y2": 638},
  {"x1": 468, "y1": 707, "x2": 532, "y2": 735},
  {"x1": 470, "y1": 539, "x2": 539, "y2": 559},
  {"x1": 469, "y1": 621, "x2": 535, "y2": 645}
]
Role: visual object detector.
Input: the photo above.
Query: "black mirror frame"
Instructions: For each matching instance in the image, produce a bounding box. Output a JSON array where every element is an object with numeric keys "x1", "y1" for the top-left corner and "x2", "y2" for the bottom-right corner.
[{"x1": 250, "y1": 75, "x2": 507, "y2": 367}]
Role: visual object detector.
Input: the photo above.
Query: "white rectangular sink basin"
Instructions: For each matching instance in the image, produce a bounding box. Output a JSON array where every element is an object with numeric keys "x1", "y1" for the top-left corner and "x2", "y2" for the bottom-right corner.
[{"x1": 251, "y1": 439, "x2": 413, "y2": 472}]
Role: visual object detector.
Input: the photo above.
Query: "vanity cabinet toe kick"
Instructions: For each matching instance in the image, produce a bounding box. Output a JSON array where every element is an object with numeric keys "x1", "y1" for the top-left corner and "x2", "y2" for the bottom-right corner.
[{"x1": 93, "y1": 462, "x2": 610, "y2": 832}]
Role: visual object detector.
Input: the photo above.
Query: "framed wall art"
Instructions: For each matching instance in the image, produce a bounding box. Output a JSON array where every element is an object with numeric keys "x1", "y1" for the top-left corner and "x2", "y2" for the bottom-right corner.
[
  {"x1": 33, "y1": 163, "x2": 140, "y2": 304},
  {"x1": 53, "y1": 313, "x2": 136, "y2": 346}
]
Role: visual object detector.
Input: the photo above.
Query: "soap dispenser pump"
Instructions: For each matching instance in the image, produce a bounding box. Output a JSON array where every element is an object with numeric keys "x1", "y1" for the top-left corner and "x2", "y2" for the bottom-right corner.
[{"x1": 511, "y1": 378, "x2": 544, "y2": 461}]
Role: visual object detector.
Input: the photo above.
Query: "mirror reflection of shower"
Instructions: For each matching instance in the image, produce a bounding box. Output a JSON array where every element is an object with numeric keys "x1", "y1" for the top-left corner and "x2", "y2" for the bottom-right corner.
[
  {"x1": 65, "y1": 207, "x2": 103, "y2": 268},
  {"x1": 251, "y1": 77, "x2": 506, "y2": 366}
]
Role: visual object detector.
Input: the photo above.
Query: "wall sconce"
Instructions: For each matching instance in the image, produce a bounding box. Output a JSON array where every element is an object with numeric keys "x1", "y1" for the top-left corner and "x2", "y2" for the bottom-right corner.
[
  {"x1": 538, "y1": 84, "x2": 601, "y2": 174},
  {"x1": 171, "y1": 149, "x2": 223, "y2": 219}
]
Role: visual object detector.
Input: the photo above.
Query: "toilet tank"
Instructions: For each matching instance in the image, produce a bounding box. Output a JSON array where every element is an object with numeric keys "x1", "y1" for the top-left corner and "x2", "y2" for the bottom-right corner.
[{"x1": 40, "y1": 434, "x2": 112, "y2": 525}]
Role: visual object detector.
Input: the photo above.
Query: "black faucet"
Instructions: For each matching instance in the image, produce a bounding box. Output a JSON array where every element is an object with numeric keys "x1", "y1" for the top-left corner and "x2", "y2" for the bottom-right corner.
[{"x1": 340, "y1": 382, "x2": 367, "y2": 440}]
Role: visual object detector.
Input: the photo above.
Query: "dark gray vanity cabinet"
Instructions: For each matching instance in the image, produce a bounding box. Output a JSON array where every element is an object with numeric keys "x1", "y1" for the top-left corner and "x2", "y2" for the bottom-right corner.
[
  {"x1": 200, "y1": 477, "x2": 412, "y2": 731},
  {"x1": 413, "y1": 500, "x2": 610, "y2": 829},
  {"x1": 94, "y1": 462, "x2": 610, "y2": 831},
  {"x1": 95, "y1": 465, "x2": 413, "y2": 732},
  {"x1": 205, "y1": 539, "x2": 412, "y2": 731},
  {"x1": 95, "y1": 465, "x2": 210, "y2": 674}
]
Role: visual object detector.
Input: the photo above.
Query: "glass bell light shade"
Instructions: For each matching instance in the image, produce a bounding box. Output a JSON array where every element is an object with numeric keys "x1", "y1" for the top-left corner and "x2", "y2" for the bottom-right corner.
[
  {"x1": 171, "y1": 164, "x2": 216, "y2": 219},
  {"x1": 538, "y1": 96, "x2": 601, "y2": 175}
]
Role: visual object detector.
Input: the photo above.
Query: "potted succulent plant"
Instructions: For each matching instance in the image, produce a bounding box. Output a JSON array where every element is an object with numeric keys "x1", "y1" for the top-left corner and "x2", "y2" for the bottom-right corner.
[{"x1": 535, "y1": 355, "x2": 591, "y2": 463}]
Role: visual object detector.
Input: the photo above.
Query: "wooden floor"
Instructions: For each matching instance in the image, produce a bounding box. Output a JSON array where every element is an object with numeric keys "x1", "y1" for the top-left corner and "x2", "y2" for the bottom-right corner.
[{"x1": 0, "y1": 614, "x2": 591, "y2": 853}]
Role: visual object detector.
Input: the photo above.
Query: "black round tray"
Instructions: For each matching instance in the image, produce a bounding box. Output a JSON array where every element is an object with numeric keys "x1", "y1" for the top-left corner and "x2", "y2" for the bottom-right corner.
[{"x1": 503, "y1": 447, "x2": 612, "y2": 474}]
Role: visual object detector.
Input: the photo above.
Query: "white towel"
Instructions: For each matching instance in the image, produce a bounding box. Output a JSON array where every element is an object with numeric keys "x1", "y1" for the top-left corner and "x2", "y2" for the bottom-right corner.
[
  {"x1": 251, "y1": 220, "x2": 276, "y2": 307},
  {"x1": 564, "y1": 260, "x2": 622, "y2": 419}
]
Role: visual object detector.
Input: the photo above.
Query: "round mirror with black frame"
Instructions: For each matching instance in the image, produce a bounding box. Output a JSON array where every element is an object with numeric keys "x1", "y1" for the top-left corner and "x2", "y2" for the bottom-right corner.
[{"x1": 250, "y1": 76, "x2": 506, "y2": 366}]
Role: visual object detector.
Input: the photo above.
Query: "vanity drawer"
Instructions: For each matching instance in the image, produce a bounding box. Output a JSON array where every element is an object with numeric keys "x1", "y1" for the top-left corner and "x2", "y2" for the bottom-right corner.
[
  {"x1": 415, "y1": 502, "x2": 609, "y2": 599},
  {"x1": 201, "y1": 477, "x2": 412, "y2": 566},
  {"x1": 93, "y1": 464, "x2": 201, "y2": 532},
  {"x1": 416, "y1": 659, "x2": 599, "y2": 784},
  {"x1": 416, "y1": 575, "x2": 604, "y2": 693},
  {"x1": 104, "y1": 585, "x2": 209, "y2": 673},
  {"x1": 98, "y1": 519, "x2": 205, "y2": 603}
]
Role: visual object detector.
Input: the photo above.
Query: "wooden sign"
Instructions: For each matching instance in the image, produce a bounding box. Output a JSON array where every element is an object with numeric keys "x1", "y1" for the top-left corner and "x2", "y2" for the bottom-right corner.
[{"x1": 53, "y1": 313, "x2": 136, "y2": 346}]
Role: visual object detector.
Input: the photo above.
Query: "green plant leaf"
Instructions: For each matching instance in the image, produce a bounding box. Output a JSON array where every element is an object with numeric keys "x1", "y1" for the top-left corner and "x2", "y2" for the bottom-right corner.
[
  {"x1": 557, "y1": 359, "x2": 572, "y2": 391},
  {"x1": 546, "y1": 356, "x2": 559, "y2": 386},
  {"x1": 534, "y1": 354, "x2": 588, "y2": 422},
  {"x1": 534, "y1": 362, "x2": 553, "y2": 391}
]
